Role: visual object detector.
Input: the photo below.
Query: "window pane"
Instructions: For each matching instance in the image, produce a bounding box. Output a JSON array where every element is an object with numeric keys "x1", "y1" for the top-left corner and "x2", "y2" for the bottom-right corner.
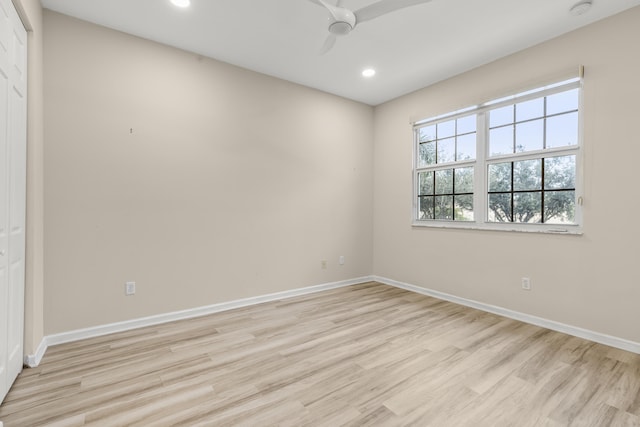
[
  {"x1": 490, "y1": 105, "x2": 513, "y2": 128},
  {"x1": 513, "y1": 159, "x2": 542, "y2": 191},
  {"x1": 435, "y1": 195, "x2": 453, "y2": 220},
  {"x1": 489, "y1": 125, "x2": 514, "y2": 156},
  {"x1": 419, "y1": 196, "x2": 434, "y2": 220},
  {"x1": 454, "y1": 195, "x2": 474, "y2": 221},
  {"x1": 544, "y1": 191, "x2": 575, "y2": 224},
  {"x1": 419, "y1": 142, "x2": 436, "y2": 166},
  {"x1": 419, "y1": 125, "x2": 436, "y2": 143},
  {"x1": 515, "y1": 119, "x2": 544, "y2": 152},
  {"x1": 457, "y1": 115, "x2": 476, "y2": 134},
  {"x1": 418, "y1": 171, "x2": 434, "y2": 195},
  {"x1": 488, "y1": 193, "x2": 511, "y2": 222},
  {"x1": 547, "y1": 88, "x2": 578, "y2": 115},
  {"x1": 488, "y1": 162, "x2": 511, "y2": 192},
  {"x1": 544, "y1": 155, "x2": 576, "y2": 190},
  {"x1": 435, "y1": 169, "x2": 453, "y2": 194},
  {"x1": 456, "y1": 133, "x2": 476, "y2": 161},
  {"x1": 437, "y1": 120, "x2": 455, "y2": 138},
  {"x1": 516, "y1": 97, "x2": 544, "y2": 122},
  {"x1": 513, "y1": 192, "x2": 542, "y2": 223},
  {"x1": 437, "y1": 137, "x2": 456, "y2": 163},
  {"x1": 546, "y1": 112, "x2": 578, "y2": 148},
  {"x1": 454, "y1": 167, "x2": 474, "y2": 194}
]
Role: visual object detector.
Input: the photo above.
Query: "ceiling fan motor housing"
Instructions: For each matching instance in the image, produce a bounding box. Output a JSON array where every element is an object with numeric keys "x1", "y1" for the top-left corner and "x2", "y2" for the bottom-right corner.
[
  {"x1": 329, "y1": 21, "x2": 352, "y2": 35},
  {"x1": 328, "y1": 7, "x2": 356, "y2": 35}
]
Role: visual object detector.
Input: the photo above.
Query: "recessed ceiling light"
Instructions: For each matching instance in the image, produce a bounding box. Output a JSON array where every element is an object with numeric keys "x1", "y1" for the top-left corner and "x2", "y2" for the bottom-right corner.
[
  {"x1": 170, "y1": 0, "x2": 190, "y2": 8},
  {"x1": 362, "y1": 68, "x2": 376, "y2": 78},
  {"x1": 569, "y1": 0, "x2": 592, "y2": 16}
]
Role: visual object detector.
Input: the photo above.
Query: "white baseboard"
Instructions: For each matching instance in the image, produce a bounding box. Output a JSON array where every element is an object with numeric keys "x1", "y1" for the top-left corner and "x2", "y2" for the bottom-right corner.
[
  {"x1": 373, "y1": 275, "x2": 640, "y2": 354},
  {"x1": 25, "y1": 273, "x2": 638, "y2": 368},
  {"x1": 24, "y1": 336, "x2": 48, "y2": 368},
  {"x1": 25, "y1": 276, "x2": 374, "y2": 366}
]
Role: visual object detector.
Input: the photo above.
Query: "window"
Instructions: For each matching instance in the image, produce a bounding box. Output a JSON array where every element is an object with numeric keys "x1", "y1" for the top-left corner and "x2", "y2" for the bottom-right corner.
[{"x1": 413, "y1": 78, "x2": 582, "y2": 233}]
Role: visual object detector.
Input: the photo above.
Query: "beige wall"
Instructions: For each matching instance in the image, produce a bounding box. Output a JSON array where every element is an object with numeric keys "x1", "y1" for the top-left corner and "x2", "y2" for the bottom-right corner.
[
  {"x1": 373, "y1": 7, "x2": 640, "y2": 342},
  {"x1": 12, "y1": 0, "x2": 44, "y2": 357},
  {"x1": 43, "y1": 11, "x2": 374, "y2": 334}
]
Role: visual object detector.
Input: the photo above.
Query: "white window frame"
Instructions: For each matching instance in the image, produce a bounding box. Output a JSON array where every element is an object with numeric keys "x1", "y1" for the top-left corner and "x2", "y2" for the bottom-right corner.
[{"x1": 412, "y1": 77, "x2": 583, "y2": 234}]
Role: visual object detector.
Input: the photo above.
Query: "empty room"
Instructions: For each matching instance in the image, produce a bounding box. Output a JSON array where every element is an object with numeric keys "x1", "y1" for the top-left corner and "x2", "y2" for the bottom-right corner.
[{"x1": 1, "y1": 0, "x2": 640, "y2": 425}]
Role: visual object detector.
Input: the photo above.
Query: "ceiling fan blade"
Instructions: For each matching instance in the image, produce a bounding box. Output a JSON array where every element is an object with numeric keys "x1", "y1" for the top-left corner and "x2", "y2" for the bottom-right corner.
[
  {"x1": 354, "y1": 0, "x2": 432, "y2": 24},
  {"x1": 306, "y1": 0, "x2": 341, "y2": 21},
  {"x1": 319, "y1": 34, "x2": 337, "y2": 54},
  {"x1": 306, "y1": 0, "x2": 327, "y2": 7}
]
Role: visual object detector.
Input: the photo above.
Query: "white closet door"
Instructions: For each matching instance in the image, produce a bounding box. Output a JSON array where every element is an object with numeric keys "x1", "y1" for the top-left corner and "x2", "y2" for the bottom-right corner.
[{"x1": 0, "y1": 0, "x2": 27, "y2": 404}]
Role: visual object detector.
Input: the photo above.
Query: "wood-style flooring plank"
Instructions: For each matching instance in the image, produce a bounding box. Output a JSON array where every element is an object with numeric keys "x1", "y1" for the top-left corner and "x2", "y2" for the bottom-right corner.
[{"x1": 1, "y1": 282, "x2": 639, "y2": 426}]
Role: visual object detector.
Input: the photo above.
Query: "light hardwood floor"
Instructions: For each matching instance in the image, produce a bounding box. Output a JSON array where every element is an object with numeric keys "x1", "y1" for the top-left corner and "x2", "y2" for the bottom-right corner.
[{"x1": 1, "y1": 282, "x2": 639, "y2": 426}]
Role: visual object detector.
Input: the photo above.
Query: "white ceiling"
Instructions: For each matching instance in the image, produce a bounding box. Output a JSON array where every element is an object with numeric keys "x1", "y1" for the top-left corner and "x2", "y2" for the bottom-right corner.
[{"x1": 40, "y1": 0, "x2": 640, "y2": 106}]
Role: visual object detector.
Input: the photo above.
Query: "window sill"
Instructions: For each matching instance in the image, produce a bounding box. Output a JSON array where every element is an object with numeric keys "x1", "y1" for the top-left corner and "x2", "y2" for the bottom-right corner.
[{"x1": 411, "y1": 220, "x2": 583, "y2": 235}]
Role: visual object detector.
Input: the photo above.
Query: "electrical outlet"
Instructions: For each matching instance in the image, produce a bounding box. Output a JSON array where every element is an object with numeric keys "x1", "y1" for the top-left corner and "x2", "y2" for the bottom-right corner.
[
  {"x1": 321, "y1": 260, "x2": 327, "y2": 269},
  {"x1": 521, "y1": 277, "x2": 531, "y2": 291},
  {"x1": 125, "y1": 281, "x2": 136, "y2": 296},
  {"x1": 339, "y1": 255, "x2": 345, "y2": 265}
]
